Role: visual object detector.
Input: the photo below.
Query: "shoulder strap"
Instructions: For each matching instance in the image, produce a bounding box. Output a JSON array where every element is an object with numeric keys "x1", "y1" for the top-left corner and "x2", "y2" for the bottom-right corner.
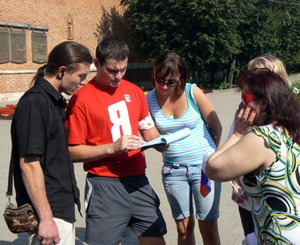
[
  {"x1": 186, "y1": 83, "x2": 216, "y2": 138},
  {"x1": 186, "y1": 83, "x2": 203, "y2": 118},
  {"x1": 6, "y1": 158, "x2": 14, "y2": 197},
  {"x1": 6, "y1": 89, "x2": 52, "y2": 197}
]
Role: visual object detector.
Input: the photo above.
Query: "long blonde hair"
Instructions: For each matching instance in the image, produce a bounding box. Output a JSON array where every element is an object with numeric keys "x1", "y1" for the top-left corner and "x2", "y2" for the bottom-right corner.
[{"x1": 247, "y1": 54, "x2": 291, "y2": 86}]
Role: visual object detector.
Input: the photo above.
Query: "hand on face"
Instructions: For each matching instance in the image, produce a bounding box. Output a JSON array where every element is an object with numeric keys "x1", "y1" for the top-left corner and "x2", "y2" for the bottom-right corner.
[{"x1": 234, "y1": 102, "x2": 257, "y2": 137}]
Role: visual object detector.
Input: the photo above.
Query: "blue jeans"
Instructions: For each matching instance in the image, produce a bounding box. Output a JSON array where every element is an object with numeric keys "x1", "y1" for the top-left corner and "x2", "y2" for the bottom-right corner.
[{"x1": 162, "y1": 164, "x2": 221, "y2": 220}]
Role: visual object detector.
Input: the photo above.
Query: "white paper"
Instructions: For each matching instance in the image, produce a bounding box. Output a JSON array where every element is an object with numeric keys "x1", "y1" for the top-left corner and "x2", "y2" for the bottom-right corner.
[
  {"x1": 137, "y1": 127, "x2": 191, "y2": 151},
  {"x1": 237, "y1": 176, "x2": 252, "y2": 211},
  {"x1": 228, "y1": 120, "x2": 252, "y2": 211}
]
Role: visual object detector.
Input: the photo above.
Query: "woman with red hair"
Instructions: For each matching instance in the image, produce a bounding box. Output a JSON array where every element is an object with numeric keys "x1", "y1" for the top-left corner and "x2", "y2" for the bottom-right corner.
[{"x1": 206, "y1": 68, "x2": 300, "y2": 244}]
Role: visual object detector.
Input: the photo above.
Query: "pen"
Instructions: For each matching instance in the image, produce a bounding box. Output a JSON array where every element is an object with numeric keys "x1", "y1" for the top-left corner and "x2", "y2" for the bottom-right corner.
[{"x1": 230, "y1": 181, "x2": 239, "y2": 192}]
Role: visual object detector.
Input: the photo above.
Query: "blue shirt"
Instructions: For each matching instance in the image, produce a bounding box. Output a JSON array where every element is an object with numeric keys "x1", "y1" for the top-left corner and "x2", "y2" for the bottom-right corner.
[{"x1": 147, "y1": 83, "x2": 216, "y2": 165}]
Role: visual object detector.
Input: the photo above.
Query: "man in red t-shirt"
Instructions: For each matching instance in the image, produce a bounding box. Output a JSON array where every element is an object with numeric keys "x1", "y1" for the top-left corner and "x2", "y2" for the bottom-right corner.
[{"x1": 66, "y1": 38, "x2": 167, "y2": 245}]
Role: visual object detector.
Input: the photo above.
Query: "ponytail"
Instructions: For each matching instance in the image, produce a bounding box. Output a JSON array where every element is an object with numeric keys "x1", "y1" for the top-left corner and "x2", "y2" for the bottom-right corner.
[
  {"x1": 30, "y1": 41, "x2": 93, "y2": 88},
  {"x1": 30, "y1": 64, "x2": 47, "y2": 87}
]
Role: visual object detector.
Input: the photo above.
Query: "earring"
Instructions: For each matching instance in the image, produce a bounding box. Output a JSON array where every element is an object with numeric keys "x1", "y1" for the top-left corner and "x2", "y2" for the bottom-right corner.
[{"x1": 60, "y1": 70, "x2": 65, "y2": 79}]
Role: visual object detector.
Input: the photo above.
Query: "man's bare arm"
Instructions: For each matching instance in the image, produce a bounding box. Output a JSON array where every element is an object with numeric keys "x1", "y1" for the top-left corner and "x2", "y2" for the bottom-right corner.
[
  {"x1": 140, "y1": 126, "x2": 168, "y2": 152},
  {"x1": 20, "y1": 155, "x2": 60, "y2": 245},
  {"x1": 69, "y1": 134, "x2": 142, "y2": 162}
]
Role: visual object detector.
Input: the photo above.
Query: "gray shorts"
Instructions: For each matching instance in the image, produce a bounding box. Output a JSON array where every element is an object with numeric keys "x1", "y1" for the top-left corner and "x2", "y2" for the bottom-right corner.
[{"x1": 84, "y1": 174, "x2": 167, "y2": 245}]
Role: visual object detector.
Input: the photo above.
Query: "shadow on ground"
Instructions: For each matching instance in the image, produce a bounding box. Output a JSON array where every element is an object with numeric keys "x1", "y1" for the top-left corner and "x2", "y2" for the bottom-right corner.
[
  {"x1": 0, "y1": 233, "x2": 27, "y2": 244},
  {"x1": 0, "y1": 227, "x2": 140, "y2": 244},
  {"x1": 75, "y1": 227, "x2": 140, "y2": 245}
]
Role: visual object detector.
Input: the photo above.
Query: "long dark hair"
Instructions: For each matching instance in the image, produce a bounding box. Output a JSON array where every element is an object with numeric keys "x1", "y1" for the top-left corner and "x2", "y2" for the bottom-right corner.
[
  {"x1": 153, "y1": 51, "x2": 188, "y2": 94},
  {"x1": 237, "y1": 68, "x2": 300, "y2": 144},
  {"x1": 31, "y1": 41, "x2": 93, "y2": 86}
]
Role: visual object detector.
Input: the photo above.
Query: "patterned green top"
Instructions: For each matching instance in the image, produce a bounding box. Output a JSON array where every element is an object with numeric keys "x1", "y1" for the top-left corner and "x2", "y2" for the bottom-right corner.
[{"x1": 241, "y1": 124, "x2": 300, "y2": 245}]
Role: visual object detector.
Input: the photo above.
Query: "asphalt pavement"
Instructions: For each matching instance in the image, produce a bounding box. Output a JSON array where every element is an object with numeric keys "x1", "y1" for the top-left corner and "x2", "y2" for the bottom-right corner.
[{"x1": 0, "y1": 88, "x2": 244, "y2": 244}]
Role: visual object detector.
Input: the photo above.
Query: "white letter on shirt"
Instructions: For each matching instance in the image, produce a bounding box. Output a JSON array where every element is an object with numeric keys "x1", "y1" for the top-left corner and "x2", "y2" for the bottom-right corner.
[{"x1": 108, "y1": 101, "x2": 132, "y2": 142}]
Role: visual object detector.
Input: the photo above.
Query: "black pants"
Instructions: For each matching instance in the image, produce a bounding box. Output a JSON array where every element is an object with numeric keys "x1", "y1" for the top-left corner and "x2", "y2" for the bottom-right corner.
[{"x1": 239, "y1": 206, "x2": 255, "y2": 236}]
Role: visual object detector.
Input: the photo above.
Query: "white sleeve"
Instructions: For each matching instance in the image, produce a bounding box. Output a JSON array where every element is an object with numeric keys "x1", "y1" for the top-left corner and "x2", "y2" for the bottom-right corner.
[{"x1": 138, "y1": 112, "x2": 155, "y2": 130}]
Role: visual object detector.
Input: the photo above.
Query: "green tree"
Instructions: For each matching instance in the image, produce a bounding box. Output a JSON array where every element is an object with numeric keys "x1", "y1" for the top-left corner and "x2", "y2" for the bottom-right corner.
[
  {"x1": 235, "y1": 0, "x2": 300, "y2": 73},
  {"x1": 123, "y1": 0, "x2": 241, "y2": 86},
  {"x1": 121, "y1": 0, "x2": 299, "y2": 87}
]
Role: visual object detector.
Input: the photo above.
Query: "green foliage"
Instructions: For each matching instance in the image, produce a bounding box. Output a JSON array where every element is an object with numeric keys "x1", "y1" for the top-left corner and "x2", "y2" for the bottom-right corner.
[
  {"x1": 216, "y1": 82, "x2": 231, "y2": 90},
  {"x1": 123, "y1": 0, "x2": 240, "y2": 75},
  {"x1": 292, "y1": 82, "x2": 300, "y2": 101},
  {"x1": 117, "y1": 0, "x2": 300, "y2": 87},
  {"x1": 235, "y1": 0, "x2": 300, "y2": 73}
]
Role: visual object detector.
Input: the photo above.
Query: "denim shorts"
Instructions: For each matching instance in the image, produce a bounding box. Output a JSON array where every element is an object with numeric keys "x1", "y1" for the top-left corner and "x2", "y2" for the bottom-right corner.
[{"x1": 162, "y1": 164, "x2": 221, "y2": 221}]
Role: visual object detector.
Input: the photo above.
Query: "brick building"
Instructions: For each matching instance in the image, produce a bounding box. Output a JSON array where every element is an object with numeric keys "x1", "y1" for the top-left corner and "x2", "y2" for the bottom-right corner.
[{"x1": 0, "y1": 0, "x2": 124, "y2": 101}]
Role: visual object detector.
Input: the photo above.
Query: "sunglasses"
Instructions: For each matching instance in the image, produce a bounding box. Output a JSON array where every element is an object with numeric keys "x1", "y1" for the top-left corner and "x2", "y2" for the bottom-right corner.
[
  {"x1": 242, "y1": 92, "x2": 257, "y2": 104},
  {"x1": 155, "y1": 76, "x2": 179, "y2": 87}
]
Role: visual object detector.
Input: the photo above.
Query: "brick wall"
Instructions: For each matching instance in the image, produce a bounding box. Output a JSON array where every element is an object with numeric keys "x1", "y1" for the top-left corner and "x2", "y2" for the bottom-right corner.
[{"x1": 0, "y1": 0, "x2": 123, "y2": 100}]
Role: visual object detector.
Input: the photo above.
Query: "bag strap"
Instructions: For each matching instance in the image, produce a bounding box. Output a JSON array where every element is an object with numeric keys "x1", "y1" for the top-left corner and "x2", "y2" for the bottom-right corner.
[
  {"x1": 186, "y1": 83, "x2": 216, "y2": 138},
  {"x1": 186, "y1": 83, "x2": 206, "y2": 123},
  {"x1": 6, "y1": 90, "x2": 52, "y2": 198},
  {"x1": 6, "y1": 157, "x2": 14, "y2": 197}
]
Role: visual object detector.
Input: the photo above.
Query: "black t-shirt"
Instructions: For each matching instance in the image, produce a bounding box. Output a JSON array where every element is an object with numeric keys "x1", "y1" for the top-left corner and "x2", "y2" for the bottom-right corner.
[{"x1": 10, "y1": 76, "x2": 80, "y2": 223}]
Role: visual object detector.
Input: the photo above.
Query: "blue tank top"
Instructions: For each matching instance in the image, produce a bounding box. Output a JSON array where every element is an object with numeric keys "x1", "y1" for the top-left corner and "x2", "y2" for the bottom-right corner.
[{"x1": 147, "y1": 83, "x2": 216, "y2": 165}]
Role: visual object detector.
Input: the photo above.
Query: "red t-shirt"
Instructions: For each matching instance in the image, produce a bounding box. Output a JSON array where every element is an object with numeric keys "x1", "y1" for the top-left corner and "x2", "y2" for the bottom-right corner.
[{"x1": 66, "y1": 78, "x2": 150, "y2": 177}]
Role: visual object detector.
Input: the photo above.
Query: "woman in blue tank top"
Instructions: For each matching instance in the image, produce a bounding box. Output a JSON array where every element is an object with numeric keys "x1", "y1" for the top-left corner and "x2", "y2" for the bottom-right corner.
[{"x1": 147, "y1": 52, "x2": 222, "y2": 245}]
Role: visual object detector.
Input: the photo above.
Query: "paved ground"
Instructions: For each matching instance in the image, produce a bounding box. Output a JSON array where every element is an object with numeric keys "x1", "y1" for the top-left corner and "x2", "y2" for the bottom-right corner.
[
  {"x1": 290, "y1": 73, "x2": 300, "y2": 83},
  {"x1": 0, "y1": 88, "x2": 245, "y2": 244}
]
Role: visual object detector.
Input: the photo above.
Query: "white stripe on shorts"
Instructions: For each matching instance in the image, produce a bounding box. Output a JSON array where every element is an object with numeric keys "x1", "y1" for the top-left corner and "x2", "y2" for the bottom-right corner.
[{"x1": 85, "y1": 177, "x2": 93, "y2": 211}]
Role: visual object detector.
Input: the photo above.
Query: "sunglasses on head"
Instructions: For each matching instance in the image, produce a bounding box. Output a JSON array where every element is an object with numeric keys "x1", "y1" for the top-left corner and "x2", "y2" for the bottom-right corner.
[
  {"x1": 242, "y1": 92, "x2": 257, "y2": 104},
  {"x1": 155, "y1": 76, "x2": 179, "y2": 87}
]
